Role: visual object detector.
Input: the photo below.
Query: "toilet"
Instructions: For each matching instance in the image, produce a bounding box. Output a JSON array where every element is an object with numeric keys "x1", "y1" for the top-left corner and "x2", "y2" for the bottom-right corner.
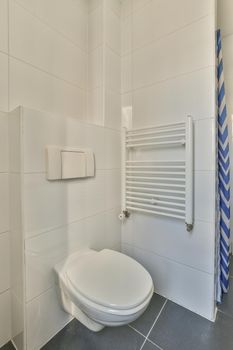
[{"x1": 54, "y1": 249, "x2": 154, "y2": 332}]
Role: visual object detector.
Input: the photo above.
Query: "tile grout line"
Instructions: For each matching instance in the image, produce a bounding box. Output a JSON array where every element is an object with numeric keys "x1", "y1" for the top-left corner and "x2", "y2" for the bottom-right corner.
[
  {"x1": 122, "y1": 64, "x2": 214, "y2": 94},
  {"x1": 146, "y1": 338, "x2": 164, "y2": 350},
  {"x1": 217, "y1": 308, "x2": 233, "y2": 320},
  {"x1": 9, "y1": 54, "x2": 87, "y2": 92},
  {"x1": 13, "y1": 0, "x2": 88, "y2": 55},
  {"x1": 128, "y1": 325, "x2": 147, "y2": 339},
  {"x1": 132, "y1": 14, "x2": 211, "y2": 55},
  {"x1": 123, "y1": 243, "x2": 215, "y2": 276},
  {"x1": 140, "y1": 300, "x2": 168, "y2": 350}
]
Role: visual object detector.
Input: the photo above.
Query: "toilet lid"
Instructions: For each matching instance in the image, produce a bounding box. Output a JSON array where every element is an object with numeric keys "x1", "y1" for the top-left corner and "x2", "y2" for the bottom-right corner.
[{"x1": 66, "y1": 249, "x2": 153, "y2": 310}]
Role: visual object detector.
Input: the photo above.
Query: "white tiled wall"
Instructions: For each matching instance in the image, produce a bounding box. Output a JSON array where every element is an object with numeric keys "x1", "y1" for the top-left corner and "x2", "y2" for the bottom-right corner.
[
  {"x1": 1, "y1": 0, "x2": 89, "y2": 347},
  {"x1": 0, "y1": 0, "x2": 121, "y2": 348},
  {"x1": 121, "y1": 0, "x2": 216, "y2": 320},
  {"x1": 8, "y1": 0, "x2": 88, "y2": 118},
  {"x1": 0, "y1": 0, "x2": 218, "y2": 348},
  {"x1": 9, "y1": 107, "x2": 121, "y2": 350},
  {"x1": 0, "y1": 111, "x2": 10, "y2": 347},
  {"x1": 218, "y1": 0, "x2": 233, "y2": 246},
  {"x1": 88, "y1": 0, "x2": 121, "y2": 129}
]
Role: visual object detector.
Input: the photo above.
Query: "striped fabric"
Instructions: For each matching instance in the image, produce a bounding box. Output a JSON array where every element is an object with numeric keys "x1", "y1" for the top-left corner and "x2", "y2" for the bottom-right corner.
[{"x1": 217, "y1": 29, "x2": 231, "y2": 301}]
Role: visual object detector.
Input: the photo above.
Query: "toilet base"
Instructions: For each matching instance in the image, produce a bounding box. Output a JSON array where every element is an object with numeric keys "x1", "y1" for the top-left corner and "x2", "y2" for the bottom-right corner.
[{"x1": 60, "y1": 287, "x2": 104, "y2": 332}]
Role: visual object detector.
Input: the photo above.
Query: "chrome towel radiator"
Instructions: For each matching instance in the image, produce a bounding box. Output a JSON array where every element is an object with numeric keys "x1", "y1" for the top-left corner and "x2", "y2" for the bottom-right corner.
[{"x1": 121, "y1": 116, "x2": 193, "y2": 231}]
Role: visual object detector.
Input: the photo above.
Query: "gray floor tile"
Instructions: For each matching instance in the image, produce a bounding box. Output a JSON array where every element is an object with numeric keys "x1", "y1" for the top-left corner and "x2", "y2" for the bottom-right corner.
[
  {"x1": 218, "y1": 277, "x2": 233, "y2": 318},
  {"x1": 0, "y1": 342, "x2": 15, "y2": 350},
  {"x1": 149, "y1": 301, "x2": 233, "y2": 350},
  {"x1": 230, "y1": 270, "x2": 233, "y2": 279},
  {"x1": 130, "y1": 293, "x2": 166, "y2": 336},
  {"x1": 230, "y1": 260, "x2": 233, "y2": 278},
  {"x1": 142, "y1": 340, "x2": 161, "y2": 350},
  {"x1": 41, "y1": 319, "x2": 145, "y2": 350}
]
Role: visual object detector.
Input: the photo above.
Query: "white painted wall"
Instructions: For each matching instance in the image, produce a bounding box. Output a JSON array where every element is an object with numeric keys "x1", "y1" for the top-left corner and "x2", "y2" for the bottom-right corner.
[
  {"x1": 218, "y1": 0, "x2": 233, "y2": 247},
  {"x1": 121, "y1": 0, "x2": 217, "y2": 320}
]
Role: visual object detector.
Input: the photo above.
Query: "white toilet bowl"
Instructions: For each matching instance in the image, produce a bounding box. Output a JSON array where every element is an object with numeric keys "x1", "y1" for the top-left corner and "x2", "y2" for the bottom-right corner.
[{"x1": 54, "y1": 249, "x2": 154, "y2": 332}]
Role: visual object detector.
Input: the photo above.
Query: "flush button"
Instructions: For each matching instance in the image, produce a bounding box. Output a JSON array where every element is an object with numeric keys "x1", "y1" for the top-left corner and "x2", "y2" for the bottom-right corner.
[{"x1": 61, "y1": 151, "x2": 86, "y2": 179}]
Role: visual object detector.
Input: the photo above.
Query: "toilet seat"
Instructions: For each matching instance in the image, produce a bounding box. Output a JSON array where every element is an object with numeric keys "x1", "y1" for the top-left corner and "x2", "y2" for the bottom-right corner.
[
  {"x1": 55, "y1": 249, "x2": 154, "y2": 331},
  {"x1": 66, "y1": 249, "x2": 153, "y2": 311}
]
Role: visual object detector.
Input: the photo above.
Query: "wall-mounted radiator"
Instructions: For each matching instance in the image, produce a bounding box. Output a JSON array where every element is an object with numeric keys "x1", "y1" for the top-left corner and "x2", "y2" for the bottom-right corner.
[{"x1": 121, "y1": 116, "x2": 193, "y2": 231}]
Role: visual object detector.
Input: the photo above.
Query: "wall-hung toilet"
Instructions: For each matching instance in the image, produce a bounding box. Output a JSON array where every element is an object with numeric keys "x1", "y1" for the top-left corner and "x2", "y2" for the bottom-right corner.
[{"x1": 55, "y1": 249, "x2": 154, "y2": 332}]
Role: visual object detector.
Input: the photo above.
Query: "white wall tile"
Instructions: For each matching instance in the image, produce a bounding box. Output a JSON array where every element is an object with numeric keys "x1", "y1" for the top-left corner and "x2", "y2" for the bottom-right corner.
[
  {"x1": 106, "y1": 48, "x2": 121, "y2": 93},
  {"x1": 133, "y1": 0, "x2": 213, "y2": 50},
  {"x1": 194, "y1": 171, "x2": 215, "y2": 223},
  {"x1": 15, "y1": 0, "x2": 88, "y2": 51},
  {"x1": 194, "y1": 118, "x2": 215, "y2": 171},
  {"x1": 222, "y1": 34, "x2": 233, "y2": 80},
  {"x1": 23, "y1": 107, "x2": 66, "y2": 173},
  {"x1": 104, "y1": 208, "x2": 121, "y2": 250},
  {"x1": 122, "y1": 215, "x2": 215, "y2": 274},
  {"x1": 88, "y1": 46, "x2": 103, "y2": 89},
  {"x1": 25, "y1": 206, "x2": 121, "y2": 302},
  {"x1": 8, "y1": 107, "x2": 21, "y2": 174},
  {"x1": 121, "y1": 0, "x2": 132, "y2": 18},
  {"x1": 105, "y1": 90, "x2": 121, "y2": 130},
  {"x1": 0, "y1": 232, "x2": 10, "y2": 293},
  {"x1": 132, "y1": 68, "x2": 215, "y2": 128},
  {"x1": 24, "y1": 174, "x2": 67, "y2": 237},
  {"x1": 132, "y1": 0, "x2": 150, "y2": 12},
  {"x1": 26, "y1": 287, "x2": 72, "y2": 350},
  {"x1": 25, "y1": 218, "x2": 87, "y2": 301},
  {"x1": 0, "y1": 290, "x2": 11, "y2": 347},
  {"x1": 121, "y1": 16, "x2": 132, "y2": 56},
  {"x1": 0, "y1": 112, "x2": 8, "y2": 172},
  {"x1": 0, "y1": 0, "x2": 8, "y2": 54},
  {"x1": 10, "y1": 1, "x2": 87, "y2": 89},
  {"x1": 106, "y1": 0, "x2": 121, "y2": 17},
  {"x1": 89, "y1": 0, "x2": 103, "y2": 14},
  {"x1": 88, "y1": 88, "x2": 104, "y2": 126},
  {"x1": 218, "y1": 0, "x2": 233, "y2": 37},
  {"x1": 105, "y1": 169, "x2": 121, "y2": 210},
  {"x1": 126, "y1": 245, "x2": 215, "y2": 320},
  {"x1": 121, "y1": 54, "x2": 132, "y2": 93},
  {"x1": 121, "y1": 92, "x2": 132, "y2": 110},
  {"x1": 23, "y1": 107, "x2": 107, "y2": 172},
  {"x1": 0, "y1": 52, "x2": 8, "y2": 111},
  {"x1": 24, "y1": 170, "x2": 112, "y2": 238},
  {"x1": 10, "y1": 227, "x2": 24, "y2": 300},
  {"x1": 66, "y1": 179, "x2": 88, "y2": 223},
  {"x1": 88, "y1": 5, "x2": 103, "y2": 51},
  {"x1": 0, "y1": 174, "x2": 9, "y2": 233},
  {"x1": 86, "y1": 211, "x2": 107, "y2": 250},
  {"x1": 23, "y1": 171, "x2": 97, "y2": 237},
  {"x1": 85, "y1": 209, "x2": 121, "y2": 252},
  {"x1": 133, "y1": 16, "x2": 214, "y2": 89},
  {"x1": 85, "y1": 123, "x2": 105, "y2": 169},
  {"x1": 121, "y1": 242, "x2": 134, "y2": 256},
  {"x1": 105, "y1": 8, "x2": 120, "y2": 54},
  {"x1": 104, "y1": 129, "x2": 121, "y2": 169},
  {"x1": 85, "y1": 170, "x2": 106, "y2": 216},
  {"x1": 121, "y1": 0, "x2": 216, "y2": 322},
  {"x1": 9, "y1": 58, "x2": 87, "y2": 120},
  {"x1": 11, "y1": 292, "x2": 24, "y2": 350}
]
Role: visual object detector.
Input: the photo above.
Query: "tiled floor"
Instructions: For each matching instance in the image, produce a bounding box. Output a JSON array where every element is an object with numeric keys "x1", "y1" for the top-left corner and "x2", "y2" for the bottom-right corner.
[
  {"x1": 41, "y1": 278, "x2": 233, "y2": 350},
  {"x1": 2, "y1": 263, "x2": 233, "y2": 350},
  {"x1": 0, "y1": 342, "x2": 15, "y2": 350}
]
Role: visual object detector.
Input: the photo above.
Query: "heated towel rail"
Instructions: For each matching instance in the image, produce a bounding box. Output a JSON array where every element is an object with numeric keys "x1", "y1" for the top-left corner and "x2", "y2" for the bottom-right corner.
[{"x1": 121, "y1": 116, "x2": 193, "y2": 231}]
